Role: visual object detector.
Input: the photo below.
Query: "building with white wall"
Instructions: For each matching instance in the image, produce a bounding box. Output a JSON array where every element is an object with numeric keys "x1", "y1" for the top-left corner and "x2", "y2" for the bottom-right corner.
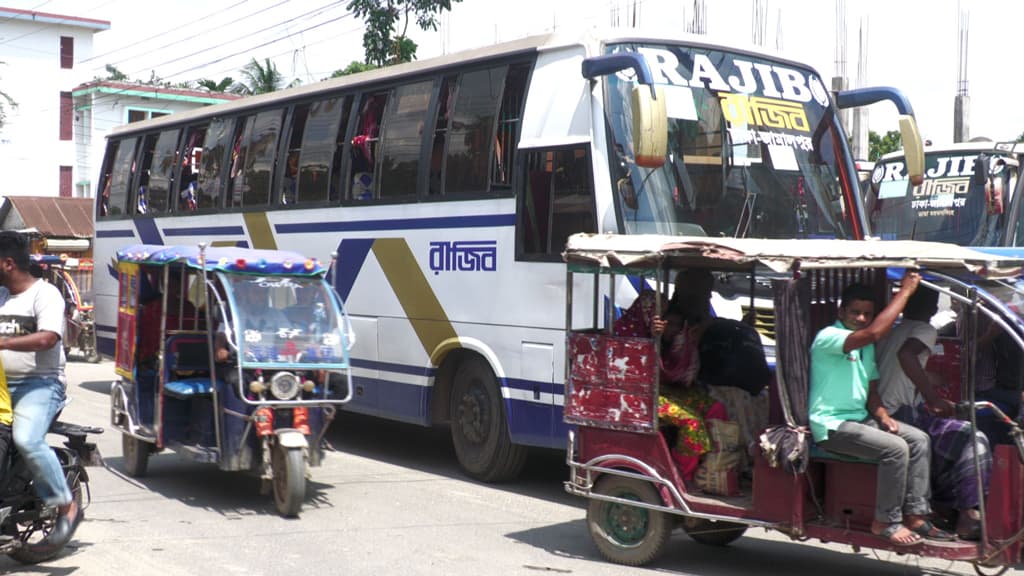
[
  {"x1": 0, "y1": 7, "x2": 108, "y2": 198},
  {"x1": 72, "y1": 81, "x2": 238, "y2": 199}
]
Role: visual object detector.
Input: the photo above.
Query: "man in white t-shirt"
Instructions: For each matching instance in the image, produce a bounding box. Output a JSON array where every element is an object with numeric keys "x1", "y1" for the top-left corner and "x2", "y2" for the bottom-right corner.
[
  {"x1": 0, "y1": 231, "x2": 78, "y2": 550},
  {"x1": 877, "y1": 287, "x2": 990, "y2": 540}
]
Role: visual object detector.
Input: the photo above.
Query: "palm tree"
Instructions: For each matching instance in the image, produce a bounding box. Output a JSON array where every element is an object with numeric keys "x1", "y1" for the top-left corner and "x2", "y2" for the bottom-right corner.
[
  {"x1": 197, "y1": 77, "x2": 235, "y2": 93},
  {"x1": 230, "y1": 58, "x2": 300, "y2": 96}
]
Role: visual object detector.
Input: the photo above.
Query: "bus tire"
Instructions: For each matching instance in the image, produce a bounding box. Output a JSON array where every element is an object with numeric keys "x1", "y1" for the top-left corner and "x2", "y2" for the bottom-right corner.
[
  {"x1": 587, "y1": 475, "x2": 671, "y2": 566},
  {"x1": 681, "y1": 517, "x2": 747, "y2": 546},
  {"x1": 449, "y1": 356, "x2": 526, "y2": 482}
]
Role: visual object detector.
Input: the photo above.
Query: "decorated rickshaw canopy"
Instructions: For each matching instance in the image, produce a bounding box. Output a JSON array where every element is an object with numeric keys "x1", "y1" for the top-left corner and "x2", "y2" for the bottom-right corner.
[
  {"x1": 115, "y1": 244, "x2": 327, "y2": 276},
  {"x1": 563, "y1": 234, "x2": 1024, "y2": 278}
]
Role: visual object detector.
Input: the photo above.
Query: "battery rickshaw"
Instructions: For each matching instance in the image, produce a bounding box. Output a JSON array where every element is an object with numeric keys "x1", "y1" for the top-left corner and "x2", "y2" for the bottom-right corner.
[
  {"x1": 562, "y1": 233, "x2": 1024, "y2": 573},
  {"x1": 109, "y1": 244, "x2": 353, "y2": 516},
  {"x1": 29, "y1": 254, "x2": 99, "y2": 362}
]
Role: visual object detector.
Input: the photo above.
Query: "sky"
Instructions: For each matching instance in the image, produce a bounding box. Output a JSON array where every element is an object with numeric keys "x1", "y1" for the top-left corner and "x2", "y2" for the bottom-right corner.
[{"x1": 3, "y1": 0, "x2": 1020, "y2": 144}]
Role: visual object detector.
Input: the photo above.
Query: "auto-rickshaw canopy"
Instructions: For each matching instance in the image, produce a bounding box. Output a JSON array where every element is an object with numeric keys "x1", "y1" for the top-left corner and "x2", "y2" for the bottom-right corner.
[
  {"x1": 563, "y1": 234, "x2": 1024, "y2": 277},
  {"x1": 115, "y1": 244, "x2": 326, "y2": 276}
]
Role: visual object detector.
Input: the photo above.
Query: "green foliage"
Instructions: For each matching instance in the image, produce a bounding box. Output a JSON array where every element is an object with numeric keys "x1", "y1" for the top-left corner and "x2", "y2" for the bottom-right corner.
[
  {"x1": 102, "y1": 64, "x2": 129, "y2": 81},
  {"x1": 868, "y1": 130, "x2": 902, "y2": 162},
  {"x1": 197, "y1": 77, "x2": 235, "y2": 92},
  {"x1": 330, "y1": 61, "x2": 378, "y2": 78},
  {"x1": 1017, "y1": 131, "x2": 1024, "y2": 143},
  {"x1": 231, "y1": 58, "x2": 300, "y2": 96},
  {"x1": 346, "y1": 0, "x2": 462, "y2": 66}
]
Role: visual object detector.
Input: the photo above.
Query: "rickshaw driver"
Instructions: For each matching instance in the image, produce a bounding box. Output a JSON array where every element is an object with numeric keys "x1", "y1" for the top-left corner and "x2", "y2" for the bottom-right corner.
[
  {"x1": 809, "y1": 271, "x2": 955, "y2": 546},
  {"x1": 0, "y1": 231, "x2": 80, "y2": 550}
]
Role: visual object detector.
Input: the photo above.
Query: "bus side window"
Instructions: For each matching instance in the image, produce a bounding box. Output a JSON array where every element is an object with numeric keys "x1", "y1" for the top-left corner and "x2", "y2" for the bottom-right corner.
[
  {"x1": 428, "y1": 76, "x2": 455, "y2": 197},
  {"x1": 134, "y1": 133, "x2": 158, "y2": 215},
  {"x1": 493, "y1": 63, "x2": 529, "y2": 190},
  {"x1": 446, "y1": 67, "x2": 504, "y2": 196},
  {"x1": 195, "y1": 118, "x2": 233, "y2": 210},
  {"x1": 145, "y1": 128, "x2": 181, "y2": 215},
  {"x1": 517, "y1": 146, "x2": 596, "y2": 258},
  {"x1": 379, "y1": 80, "x2": 432, "y2": 199},
  {"x1": 99, "y1": 137, "x2": 138, "y2": 218},
  {"x1": 242, "y1": 109, "x2": 283, "y2": 207},
  {"x1": 348, "y1": 92, "x2": 388, "y2": 201},
  {"x1": 328, "y1": 95, "x2": 354, "y2": 203},
  {"x1": 178, "y1": 125, "x2": 207, "y2": 212},
  {"x1": 226, "y1": 115, "x2": 254, "y2": 209},
  {"x1": 296, "y1": 97, "x2": 345, "y2": 204},
  {"x1": 281, "y1": 104, "x2": 309, "y2": 205}
]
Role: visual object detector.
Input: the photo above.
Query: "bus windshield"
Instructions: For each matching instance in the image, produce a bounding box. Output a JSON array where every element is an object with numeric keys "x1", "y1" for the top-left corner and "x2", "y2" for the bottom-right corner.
[
  {"x1": 604, "y1": 43, "x2": 859, "y2": 239},
  {"x1": 867, "y1": 146, "x2": 1020, "y2": 245}
]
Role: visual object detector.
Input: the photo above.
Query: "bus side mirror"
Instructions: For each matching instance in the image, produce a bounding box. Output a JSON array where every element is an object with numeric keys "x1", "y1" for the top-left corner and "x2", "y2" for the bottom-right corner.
[
  {"x1": 632, "y1": 84, "x2": 667, "y2": 169},
  {"x1": 898, "y1": 115, "x2": 924, "y2": 186}
]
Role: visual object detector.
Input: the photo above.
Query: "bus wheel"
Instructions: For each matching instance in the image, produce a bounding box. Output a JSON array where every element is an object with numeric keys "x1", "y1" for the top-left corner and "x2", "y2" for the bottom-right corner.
[
  {"x1": 449, "y1": 356, "x2": 526, "y2": 482},
  {"x1": 587, "y1": 475, "x2": 671, "y2": 566},
  {"x1": 682, "y1": 517, "x2": 747, "y2": 546},
  {"x1": 122, "y1": 434, "x2": 150, "y2": 477}
]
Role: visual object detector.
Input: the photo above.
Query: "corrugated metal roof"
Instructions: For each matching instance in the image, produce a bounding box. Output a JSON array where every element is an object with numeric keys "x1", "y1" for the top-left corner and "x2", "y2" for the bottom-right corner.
[{"x1": 4, "y1": 196, "x2": 93, "y2": 238}]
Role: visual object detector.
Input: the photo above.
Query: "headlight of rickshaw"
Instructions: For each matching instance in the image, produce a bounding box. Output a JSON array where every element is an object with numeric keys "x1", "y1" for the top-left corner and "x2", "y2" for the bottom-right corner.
[{"x1": 269, "y1": 372, "x2": 301, "y2": 400}]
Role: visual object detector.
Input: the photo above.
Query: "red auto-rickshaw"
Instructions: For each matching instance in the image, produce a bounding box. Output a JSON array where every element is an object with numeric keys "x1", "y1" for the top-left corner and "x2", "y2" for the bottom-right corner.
[{"x1": 562, "y1": 233, "x2": 1024, "y2": 573}]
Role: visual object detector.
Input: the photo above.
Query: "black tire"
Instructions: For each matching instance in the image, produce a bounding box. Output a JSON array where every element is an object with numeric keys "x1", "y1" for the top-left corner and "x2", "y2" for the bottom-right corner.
[
  {"x1": 10, "y1": 451, "x2": 84, "y2": 565},
  {"x1": 587, "y1": 475, "x2": 671, "y2": 566},
  {"x1": 122, "y1": 434, "x2": 150, "y2": 477},
  {"x1": 271, "y1": 443, "x2": 305, "y2": 517},
  {"x1": 682, "y1": 517, "x2": 747, "y2": 546},
  {"x1": 449, "y1": 356, "x2": 526, "y2": 482}
]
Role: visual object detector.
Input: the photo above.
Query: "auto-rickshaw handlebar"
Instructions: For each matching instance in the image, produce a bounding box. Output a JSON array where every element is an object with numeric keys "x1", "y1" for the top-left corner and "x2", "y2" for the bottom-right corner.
[{"x1": 957, "y1": 400, "x2": 1024, "y2": 465}]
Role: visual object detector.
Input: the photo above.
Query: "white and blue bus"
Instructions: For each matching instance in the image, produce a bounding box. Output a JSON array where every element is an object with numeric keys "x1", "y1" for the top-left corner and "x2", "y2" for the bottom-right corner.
[{"x1": 93, "y1": 29, "x2": 923, "y2": 481}]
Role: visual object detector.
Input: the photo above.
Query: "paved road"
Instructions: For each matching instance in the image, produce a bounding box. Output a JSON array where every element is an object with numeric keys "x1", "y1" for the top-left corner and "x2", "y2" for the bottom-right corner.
[{"x1": 0, "y1": 360, "x2": 1011, "y2": 575}]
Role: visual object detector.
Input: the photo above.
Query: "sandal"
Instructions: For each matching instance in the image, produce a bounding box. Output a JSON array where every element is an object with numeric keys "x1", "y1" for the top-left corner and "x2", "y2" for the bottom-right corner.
[
  {"x1": 874, "y1": 523, "x2": 923, "y2": 547},
  {"x1": 909, "y1": 519, "x2": 957, "y2": 542}
]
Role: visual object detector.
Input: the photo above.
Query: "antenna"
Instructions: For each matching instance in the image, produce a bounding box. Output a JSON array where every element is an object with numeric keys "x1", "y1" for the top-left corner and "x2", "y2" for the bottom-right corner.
[
  {"x1": 957, "y1": 3, "x2": 969, "y2": 97},
  {"x1": 834, "y1": 0, "x2": 847, "y2": 78},
  {"x1": 954, "y1": 1, "x2": 970, "y2": 142},
  {"x1": 775, "y1": 8, "x2": 784, "y2": 51},
  {"x1": 691, "y1": 0, "x2": 707, "y2": 35}
]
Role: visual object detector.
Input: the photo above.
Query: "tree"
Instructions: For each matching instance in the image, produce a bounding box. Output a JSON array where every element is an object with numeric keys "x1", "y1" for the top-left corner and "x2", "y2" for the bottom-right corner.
[
  {"x1": 102, "y1": 63, "x2": 129, "y2": 81},
  {"x1": 0, "y1": 62, "x2": 15, "y2": 130},
  {"x1": 197, "y1": 77, "x2": 235, "y2": 92},
  {"x1": 868, "y1": 130, "x2": 902, "y2": 162},
  {"x1": 231, "y1": 58, "x2": 300, "y2": 96},
  {"x1": 1017, "y1": 131, "x2": 1024, "y2": 143},
  {"x1": 330, "y1": 61, "x2": 378, "y2": 78},
  {"x1": 346, "y1": 0, "x2": 462, "y2": 66}
]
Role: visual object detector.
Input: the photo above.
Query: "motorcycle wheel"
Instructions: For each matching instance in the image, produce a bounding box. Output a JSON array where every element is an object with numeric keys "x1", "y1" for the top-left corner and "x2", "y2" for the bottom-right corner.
[
  {"x1": 10, "y1": 452, "x2": 84, "y2": 564},
  {"x1": 271, "y1": 443, "x2": 305, "y2": 518},
  {"x1": 122, "y1": 434, "x2": 150, "y2": 477}
]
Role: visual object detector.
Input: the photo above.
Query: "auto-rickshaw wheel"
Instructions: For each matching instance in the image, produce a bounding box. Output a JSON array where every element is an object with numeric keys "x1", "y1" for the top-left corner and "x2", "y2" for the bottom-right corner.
[
  {"x1": 973, "y1": 563, "x2": 1010, "y2": 576},
  {"x1": 122, "y1": 434, "x2": 150, "y2": 477},
  {"x1": 681, "y1": 516, "x2": 747, "y2": 546},
  {"x1": 271, "y1": 442, "x2": 305, "y2": 517},
  {"x1": 587, "y1": 475, "x2": 671, "y2": 566},
  {"x1": 449, "y1": 356, "x2": 526, "y2": 482}
]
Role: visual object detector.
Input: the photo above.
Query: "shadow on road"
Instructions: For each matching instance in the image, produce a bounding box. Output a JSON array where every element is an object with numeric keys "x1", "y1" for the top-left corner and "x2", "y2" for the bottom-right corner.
[
  {"x1": 77, "y1": 379, "x2": 113, "y2": 396},
  {"x1": 100, "y1": 454, "x2": 336, "y2": 518},
  {"x1": 506, "y1": 519, "x2": 970, "y2": 576},
  {"x1": 325, "y1": 411, "x2": 579, "y2": 508}
]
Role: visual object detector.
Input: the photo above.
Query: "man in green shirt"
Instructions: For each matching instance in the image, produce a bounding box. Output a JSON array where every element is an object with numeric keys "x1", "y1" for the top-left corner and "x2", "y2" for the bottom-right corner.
[{"x1": 809, "y1": 271, "x2": 953, "y2": 546}]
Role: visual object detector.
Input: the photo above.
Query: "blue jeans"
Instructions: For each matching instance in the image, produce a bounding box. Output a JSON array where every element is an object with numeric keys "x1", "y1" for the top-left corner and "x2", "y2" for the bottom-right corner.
[{"x1": 9, "y1": 376, "x2": 71, "y2": 506}]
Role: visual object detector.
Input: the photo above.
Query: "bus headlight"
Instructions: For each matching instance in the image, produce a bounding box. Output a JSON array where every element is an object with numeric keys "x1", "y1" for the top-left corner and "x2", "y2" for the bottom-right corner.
[{"x1": 269, "y1": 372, "x2": 300, "y2": 400}]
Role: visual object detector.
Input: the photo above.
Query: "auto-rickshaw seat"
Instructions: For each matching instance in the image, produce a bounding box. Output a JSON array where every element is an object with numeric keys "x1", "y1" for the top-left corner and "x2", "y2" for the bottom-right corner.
[{"x1": 163, "y1": 335, "x2": 221, "y2": 398}]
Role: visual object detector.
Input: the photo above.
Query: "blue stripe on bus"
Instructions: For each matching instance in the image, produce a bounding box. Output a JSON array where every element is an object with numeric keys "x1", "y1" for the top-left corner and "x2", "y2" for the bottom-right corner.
[
  {"x1": 97, "y1": 229, "x2": 135, "y2": 238},
  {"x1": 134, "y1": 218, "x2": 163, "y2": 245},
  {"x1": 502, "y1": 377, "x2": 564, "y2": 396},
  {"x1": 344, "y1": 375, "x2": 431, "y2": 426},
  {"x1": 276, "y1": 213, "x2": 516, "y2": 234},
  {"x1": 163, "y1": 226, "x2": 245, "y2": 236},
  {"x1": 334, "y1": 238, "x2": 374, "y2": 302},
  {"x1": 97, "y1": 335, "x2": 116, "y2": 357},
  {"x1": 351, "y1": 357, "x2": 436, "y2": 377}
]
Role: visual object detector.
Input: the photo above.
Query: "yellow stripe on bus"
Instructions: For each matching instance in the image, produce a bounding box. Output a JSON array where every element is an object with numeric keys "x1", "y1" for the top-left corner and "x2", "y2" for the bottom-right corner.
[
  {"x1": 243, "y1": 212, "x2": 278, "y2": 250},
  {"x1": 372, "y1": 238, "x2": 460, "y2": 357}
]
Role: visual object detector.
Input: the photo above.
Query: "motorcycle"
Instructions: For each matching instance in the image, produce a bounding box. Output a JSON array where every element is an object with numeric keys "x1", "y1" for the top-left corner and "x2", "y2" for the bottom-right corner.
[{"x1": 0, "y1": 417, "x2": 102, "y2": 564}]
